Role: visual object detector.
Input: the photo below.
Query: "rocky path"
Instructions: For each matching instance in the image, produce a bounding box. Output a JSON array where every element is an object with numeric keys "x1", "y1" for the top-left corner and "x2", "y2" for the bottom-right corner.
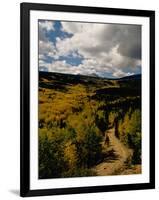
[{"x1": 94, "y1": 128, "x2": 141, "y2": 176}]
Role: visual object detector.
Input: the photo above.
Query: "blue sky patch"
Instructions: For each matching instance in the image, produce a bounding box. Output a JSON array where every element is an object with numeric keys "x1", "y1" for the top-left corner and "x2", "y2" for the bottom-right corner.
[{"x1": 44, "y1": 21, "x2": 73, "y2": 45}]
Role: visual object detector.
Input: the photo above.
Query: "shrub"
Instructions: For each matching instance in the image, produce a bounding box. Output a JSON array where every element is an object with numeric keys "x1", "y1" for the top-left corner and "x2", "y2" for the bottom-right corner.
[{"x1": 39, "y1": 128, "x2": 67, "y2": 178}]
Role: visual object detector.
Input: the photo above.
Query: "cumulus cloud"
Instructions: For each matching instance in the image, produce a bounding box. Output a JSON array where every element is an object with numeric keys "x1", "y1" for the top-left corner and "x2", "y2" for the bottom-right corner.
[
  {"x1": 39, "y1": 21, "x2": 54, "y2": 43},
  {"x1": 38, "y1": 20, "x2": 56, "y2": 64},
  {"x1": 112, "y1": 70, "x2": 134, "y2": 78},
  {"x1": 39, "y1": 20, "x2": 55, "y2": 32},
  {"x1": 38, "y1": 20, "x2": 141, "y2": 78},
  {"x1": 39, "y1": 40, "x2": 55, "y2": 55},
  {"x1": 60, "y1": 22, "x2": 141, "y2": 59},
  {"x1": 40, "y1": 61, "x2": 98, "y2": 76}
]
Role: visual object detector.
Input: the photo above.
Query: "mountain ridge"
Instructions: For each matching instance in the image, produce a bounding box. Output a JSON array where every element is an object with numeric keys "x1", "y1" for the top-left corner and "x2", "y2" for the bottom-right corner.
[{"x1": 39, "y1": 71, "x2": 141, "y2": 81}]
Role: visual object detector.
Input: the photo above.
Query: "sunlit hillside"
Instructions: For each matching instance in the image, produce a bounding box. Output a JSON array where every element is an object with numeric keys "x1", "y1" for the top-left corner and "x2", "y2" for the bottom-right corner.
[{"x1": 38, "y1": 72, "x2": 141, "y2": 179}]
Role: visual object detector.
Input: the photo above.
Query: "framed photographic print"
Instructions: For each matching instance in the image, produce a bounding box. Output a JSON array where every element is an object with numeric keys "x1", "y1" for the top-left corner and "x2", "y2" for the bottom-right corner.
[{"x1": 20, "y1": 2, "x2": 155, "y2": 197}]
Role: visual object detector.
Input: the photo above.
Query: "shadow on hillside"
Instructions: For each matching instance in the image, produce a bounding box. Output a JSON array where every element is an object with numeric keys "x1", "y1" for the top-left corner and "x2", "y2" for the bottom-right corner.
[{"x1": 103, "y1": 149, "x2": 119, "y2": 163}]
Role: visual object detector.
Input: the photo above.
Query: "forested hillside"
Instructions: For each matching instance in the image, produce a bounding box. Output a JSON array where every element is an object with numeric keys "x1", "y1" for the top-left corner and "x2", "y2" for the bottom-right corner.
[{"x1": 38, "y1": 72, "x2": 141, "y2": 179}]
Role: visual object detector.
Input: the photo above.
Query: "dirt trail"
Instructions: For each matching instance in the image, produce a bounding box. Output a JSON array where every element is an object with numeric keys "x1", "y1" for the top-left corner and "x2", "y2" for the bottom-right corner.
[{"x1": 94, "y1": 128, "x2": 141, "y2": 176}]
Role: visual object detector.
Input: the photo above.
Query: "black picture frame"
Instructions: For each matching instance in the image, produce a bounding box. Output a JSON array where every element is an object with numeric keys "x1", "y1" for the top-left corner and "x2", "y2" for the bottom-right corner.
[{"x1": 20, "y1": 2, "x2": 155, "y2": 197}]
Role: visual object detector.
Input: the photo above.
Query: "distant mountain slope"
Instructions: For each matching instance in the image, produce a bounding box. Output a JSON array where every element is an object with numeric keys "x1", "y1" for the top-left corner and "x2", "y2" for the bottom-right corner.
[
  {"x1": 39, "y1": 72, "x2": 141, "y2": 94},
  {"x1": 118, "y1": 74, "x2": 141, "y2": 81},
  {"x1": 39, "y1": 71, "x2": 141, "y2": 83},
  {"x1": 39, "y1": 71, "x2": 115, "y2": 90}
]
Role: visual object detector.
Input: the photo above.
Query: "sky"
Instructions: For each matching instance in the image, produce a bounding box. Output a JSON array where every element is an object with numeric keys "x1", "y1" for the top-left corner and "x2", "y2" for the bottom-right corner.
[{"x1": 38, "y1": 20, "x2": 141, "y2": 78}]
